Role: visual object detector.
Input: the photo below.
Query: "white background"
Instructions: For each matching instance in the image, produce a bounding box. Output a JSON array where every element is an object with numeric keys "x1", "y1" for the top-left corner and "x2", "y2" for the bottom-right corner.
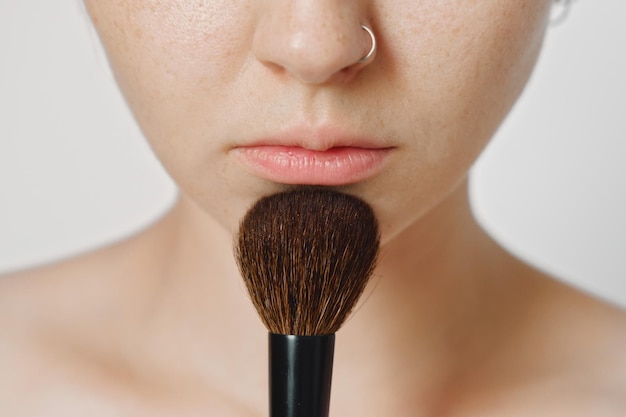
[{"x1": 1, "y1": 1, "x2": 625, "y2": 306}]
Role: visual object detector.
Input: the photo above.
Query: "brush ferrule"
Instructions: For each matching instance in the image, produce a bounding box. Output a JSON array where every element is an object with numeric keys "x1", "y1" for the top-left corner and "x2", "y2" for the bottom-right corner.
[{"x1": 269, "y1": 333, "x2": 335, "y2": 417}]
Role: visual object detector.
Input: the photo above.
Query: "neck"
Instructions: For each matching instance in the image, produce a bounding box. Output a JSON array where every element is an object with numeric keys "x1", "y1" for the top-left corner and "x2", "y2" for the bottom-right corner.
[{"x1": 129, "y1": 179, "x2": 522, "y2": 413}]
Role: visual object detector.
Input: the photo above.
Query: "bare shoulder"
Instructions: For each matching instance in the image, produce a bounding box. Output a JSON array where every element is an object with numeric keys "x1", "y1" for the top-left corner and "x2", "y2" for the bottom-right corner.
[
  {"x1": 0, "y1": 242, "x2": 130, "y2": 336},
  {"x1": 535, "y1": 271, "x2": 626, "y2": 381},
  {"x1": 546, "y1": 280, "x2": 626, "y2": 414},
  {"x1": 0, "y1": 238, "x2": 156, "y2": 415},
  {"x1": 0, "y1": 213, "x2": 172, "y2": 336},
  {"x1": 522, "y1": 272, "x2": 626, "y2": 414},
  {"x1": 0, "y1": 206, "x2": 194, "y2": 414},
  {"x1": 455, "y1": 262, "x2": 626, "y2": 416}
]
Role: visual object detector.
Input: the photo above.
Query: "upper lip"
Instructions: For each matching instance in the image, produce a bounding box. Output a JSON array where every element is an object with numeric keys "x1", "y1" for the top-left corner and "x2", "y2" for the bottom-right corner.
[{"x1": 235, "y1": 125, "x2": 392, "y2": 151}]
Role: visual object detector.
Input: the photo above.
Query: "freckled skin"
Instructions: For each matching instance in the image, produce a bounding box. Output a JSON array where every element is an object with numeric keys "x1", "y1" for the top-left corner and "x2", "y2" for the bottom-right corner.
[
  {"x1": 1, "y1": 1, "x2": 625, "y2": 416},
  {"x1": 82, "y1": 0, "x2": 549, "y2": 241}
]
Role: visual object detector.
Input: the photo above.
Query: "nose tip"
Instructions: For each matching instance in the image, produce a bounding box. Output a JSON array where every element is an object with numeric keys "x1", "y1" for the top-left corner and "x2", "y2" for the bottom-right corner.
[
  {"x1": 280, "y1": 30, "x2": 362, "y2": 83},
  {"x1": 253, "y1": 12, "x2": 376, "y2": 84}
]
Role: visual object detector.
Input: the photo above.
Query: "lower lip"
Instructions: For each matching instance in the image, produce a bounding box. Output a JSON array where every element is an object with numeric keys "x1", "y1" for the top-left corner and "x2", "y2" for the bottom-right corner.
[{"x1": 234, "y1": 146, "x2": 392, "y2": 186}]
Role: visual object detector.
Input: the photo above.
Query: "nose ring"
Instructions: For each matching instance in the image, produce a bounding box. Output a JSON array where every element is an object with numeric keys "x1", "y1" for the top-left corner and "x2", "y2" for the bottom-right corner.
[{"x1": 357, "y1": 25, "x2": 377, "y2": 64}]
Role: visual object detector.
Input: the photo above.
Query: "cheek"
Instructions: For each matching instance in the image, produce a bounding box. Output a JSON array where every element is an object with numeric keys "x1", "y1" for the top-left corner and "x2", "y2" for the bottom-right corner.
[
  {"x1": 364, "y1": 1, "x2": 551, "y2": 241},
  {"x1": 397, "y1": 1, "x2": 550, "y2": 139},
  {"x1": 85, "y1": 0, "x2": 271, "y2": 235},
  {"x1": 385, "y1": 0, "x2": 550, "y2": 171},
  {"x1": 85, "y1": 0, "x2": 252, "y2": 142}
]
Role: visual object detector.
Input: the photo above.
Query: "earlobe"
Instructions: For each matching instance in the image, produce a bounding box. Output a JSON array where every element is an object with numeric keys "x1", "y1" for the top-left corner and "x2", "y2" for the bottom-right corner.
[{"x1": 550, "y1": 0, "x2": 575, "y2": 26}]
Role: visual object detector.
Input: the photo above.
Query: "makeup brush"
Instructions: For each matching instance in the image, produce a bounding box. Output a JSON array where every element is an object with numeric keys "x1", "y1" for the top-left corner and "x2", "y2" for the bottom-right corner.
[{"x1": 235, "y1": 187, "x2": 380, "y2": 417}]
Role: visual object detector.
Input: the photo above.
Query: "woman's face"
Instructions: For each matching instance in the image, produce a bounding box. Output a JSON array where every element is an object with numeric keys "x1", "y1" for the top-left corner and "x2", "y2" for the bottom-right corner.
[{"x1": 84, "y1": 0, "x2": 551, "y2": 242}]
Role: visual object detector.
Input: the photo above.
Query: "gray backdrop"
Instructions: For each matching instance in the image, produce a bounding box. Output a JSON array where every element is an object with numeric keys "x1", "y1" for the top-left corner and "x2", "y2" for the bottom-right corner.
[{"x1": 1, "y1": 1, "x2": 625, "y2": 307}]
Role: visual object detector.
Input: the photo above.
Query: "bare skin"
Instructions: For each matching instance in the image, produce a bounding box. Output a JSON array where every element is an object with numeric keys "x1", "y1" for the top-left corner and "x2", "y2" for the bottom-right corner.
[
  {"x1": 2, "y1": 0, "x2": 626, "y2": 415},
  {"x1": 1, "y1": 180, "x2": 625, "y2": 416}
]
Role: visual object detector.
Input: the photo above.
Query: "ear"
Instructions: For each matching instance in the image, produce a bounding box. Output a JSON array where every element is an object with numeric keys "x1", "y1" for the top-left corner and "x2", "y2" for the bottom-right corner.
[{"x1": 551, "y1": 0, "x2": 575, "y2": 26}]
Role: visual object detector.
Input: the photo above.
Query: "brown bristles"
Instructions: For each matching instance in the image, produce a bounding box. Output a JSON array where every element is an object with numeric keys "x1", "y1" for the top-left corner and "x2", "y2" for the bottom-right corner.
[{"x1": 235, "y1": 188, "x2": 380, "y2": 336}]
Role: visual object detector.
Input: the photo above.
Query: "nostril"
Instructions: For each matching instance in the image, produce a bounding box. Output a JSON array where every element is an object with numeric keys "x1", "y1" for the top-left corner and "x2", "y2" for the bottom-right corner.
[{"x1": 253, "y1": 15, "x2": 377, "y2": 85}]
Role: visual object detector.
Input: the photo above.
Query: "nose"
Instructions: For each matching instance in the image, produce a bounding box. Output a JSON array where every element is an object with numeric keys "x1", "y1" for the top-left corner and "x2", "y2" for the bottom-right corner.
[{"x1": 253, "y1": 1, "x2": 376, "y2": 84}]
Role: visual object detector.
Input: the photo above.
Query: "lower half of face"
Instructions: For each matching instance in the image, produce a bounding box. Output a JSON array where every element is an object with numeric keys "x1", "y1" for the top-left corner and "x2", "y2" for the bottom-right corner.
[{"x1": 84, "y1": 0, "x2": 552, "y2": 243}]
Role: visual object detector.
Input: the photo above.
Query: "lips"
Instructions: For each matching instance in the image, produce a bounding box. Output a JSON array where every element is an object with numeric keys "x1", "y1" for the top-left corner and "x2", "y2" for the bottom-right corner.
[{"x1": 233, "y1": 144, "x2": 392, "y2": 186}]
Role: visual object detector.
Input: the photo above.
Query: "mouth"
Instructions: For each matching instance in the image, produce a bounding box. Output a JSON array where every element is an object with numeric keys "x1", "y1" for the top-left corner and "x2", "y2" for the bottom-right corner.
[{"x1": 233, "y1": 145, "x2": 393, "y2": 186}]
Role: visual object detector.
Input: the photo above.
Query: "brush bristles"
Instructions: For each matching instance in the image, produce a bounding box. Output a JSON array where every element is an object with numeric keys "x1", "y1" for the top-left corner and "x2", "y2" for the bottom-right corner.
[{"x1": 235, "y1": 188, "x2": 380, "y2": 336}]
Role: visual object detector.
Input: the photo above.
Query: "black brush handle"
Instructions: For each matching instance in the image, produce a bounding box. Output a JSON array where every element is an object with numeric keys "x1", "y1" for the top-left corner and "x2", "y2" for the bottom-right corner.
[{"x1": 269, "y1": 333, "x2": 335, "y2": 417}]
